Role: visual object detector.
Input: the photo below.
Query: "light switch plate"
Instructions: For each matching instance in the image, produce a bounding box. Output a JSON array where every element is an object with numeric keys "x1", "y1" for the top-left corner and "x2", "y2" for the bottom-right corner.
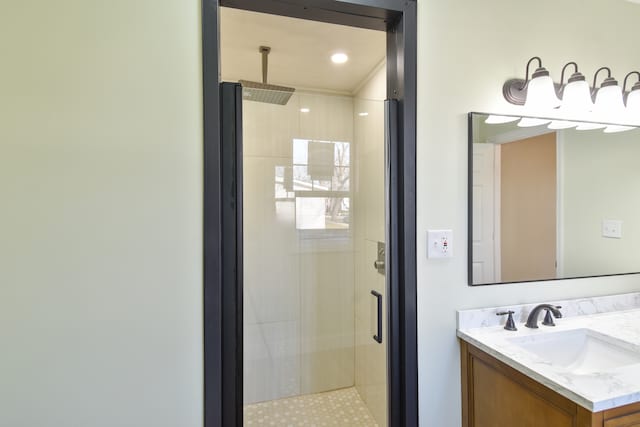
[
  {"x1": 427, "y1": 229, "x2": 453, "y2": 258},
  {"x1": 602, "y1": 219, "x2": 622, "y2": 239}
]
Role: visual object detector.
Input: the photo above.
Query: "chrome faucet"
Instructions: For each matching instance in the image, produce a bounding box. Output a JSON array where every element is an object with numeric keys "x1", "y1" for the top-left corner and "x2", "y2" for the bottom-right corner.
[{"x1": 525, "y1": 304, "x2": 562, "y2": 329}]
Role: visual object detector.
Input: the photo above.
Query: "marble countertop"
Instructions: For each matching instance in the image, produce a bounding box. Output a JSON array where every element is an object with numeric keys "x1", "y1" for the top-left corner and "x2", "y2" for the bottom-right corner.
[{"x1": 457, "y1": 293, "x2": 640, "y2": 412}]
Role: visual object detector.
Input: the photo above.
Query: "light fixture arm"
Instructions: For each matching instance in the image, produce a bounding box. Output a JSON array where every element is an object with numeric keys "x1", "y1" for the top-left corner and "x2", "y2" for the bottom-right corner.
[
  {"x1": 592, "y1": 66, "x2": 612, "y2": 91},
  {"x1": 520, "y1": 56, "x2": 543, "y2": 90},
  {"x1": 560, "y1": 62, "x2": 579, "y2": 86},
  {"x1": 623, "y1": 71, "x2": 640, "y2": 93}
]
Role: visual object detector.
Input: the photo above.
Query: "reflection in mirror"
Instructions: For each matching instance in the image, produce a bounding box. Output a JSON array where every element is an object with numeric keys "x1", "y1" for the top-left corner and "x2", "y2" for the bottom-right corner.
[{"x1": 469, "y1": 112, "x2": 640, "y2": 285}]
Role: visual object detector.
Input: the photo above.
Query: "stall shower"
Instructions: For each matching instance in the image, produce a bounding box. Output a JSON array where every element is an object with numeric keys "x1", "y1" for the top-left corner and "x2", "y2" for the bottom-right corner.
[
  {"x1": 221, "y1": 7, "x2": 388, "y2": 425},
  {"x1": 241, "y1": 84, "x2": 386, "y2": 426}
]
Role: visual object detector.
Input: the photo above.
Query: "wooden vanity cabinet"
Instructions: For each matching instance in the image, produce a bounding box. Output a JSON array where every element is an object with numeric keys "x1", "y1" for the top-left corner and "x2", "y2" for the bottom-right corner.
[{"x1": 460, "y1": 341, "x2": 640, "y2": 427}]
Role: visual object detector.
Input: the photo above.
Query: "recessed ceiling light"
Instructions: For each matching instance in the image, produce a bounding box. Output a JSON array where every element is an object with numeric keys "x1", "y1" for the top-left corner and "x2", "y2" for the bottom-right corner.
[
  {"x1": 331, "y1": 53, "x2": 349, "y2": 64},
  {"x1": 358, "y1": 112, "x2": 369, "y2": 117},
  {"x1": 300, "y1": 108, "x2": 310, "y2": 113}
]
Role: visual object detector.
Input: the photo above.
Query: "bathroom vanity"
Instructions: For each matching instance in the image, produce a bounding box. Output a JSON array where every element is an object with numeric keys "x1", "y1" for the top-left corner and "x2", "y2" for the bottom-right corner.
[{"x1": 458, "y1": 293, "x2": 640, "y2": 427}]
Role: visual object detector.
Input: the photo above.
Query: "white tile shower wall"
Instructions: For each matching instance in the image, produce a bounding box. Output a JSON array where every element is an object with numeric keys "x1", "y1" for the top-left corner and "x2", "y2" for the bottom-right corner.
[
  {"x1": 300, "y1": 252, "x2": 355, "y2": 394},
  {"x1": 353, "y1": 62, "x2": 388, "y2": 427},
  {"x1": 242, "y1": 91, "x2": 356, "y2": 404}
]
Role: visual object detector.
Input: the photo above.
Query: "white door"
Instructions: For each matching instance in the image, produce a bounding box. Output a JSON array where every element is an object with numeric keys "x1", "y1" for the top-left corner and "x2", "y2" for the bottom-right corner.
[{"x1": 471, "y1": 143, "x2": 498, "y2": 284}]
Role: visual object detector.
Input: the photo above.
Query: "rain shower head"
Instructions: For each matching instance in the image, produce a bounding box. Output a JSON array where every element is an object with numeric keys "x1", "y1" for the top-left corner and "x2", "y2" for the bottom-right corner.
[
  {"x1": 239, "y1": 80, "x2": 295, "y2": 105},
  {"x1": 239, "y1": 46, "x2": 295, "y2": 106}
]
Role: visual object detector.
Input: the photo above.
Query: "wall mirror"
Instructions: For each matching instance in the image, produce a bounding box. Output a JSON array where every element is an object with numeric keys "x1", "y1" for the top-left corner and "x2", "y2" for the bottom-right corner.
[{"x1": 469, "y1": 112, "x2": 640, "y2": 285}]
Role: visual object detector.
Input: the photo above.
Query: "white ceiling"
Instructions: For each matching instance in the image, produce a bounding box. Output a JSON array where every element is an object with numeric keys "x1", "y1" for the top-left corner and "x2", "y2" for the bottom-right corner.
[{"x1": 220, "y1": 7, "x2": 386, "y2": 94}]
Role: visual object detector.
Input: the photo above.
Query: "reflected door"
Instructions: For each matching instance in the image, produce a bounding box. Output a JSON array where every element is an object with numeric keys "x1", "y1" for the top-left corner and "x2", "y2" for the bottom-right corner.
[
  {"x1": 236, "y1": 84, "x2": 388, "y2": 426},
  {"x1": 500, "y1": 133, "x2": 557, "y2": 282}
]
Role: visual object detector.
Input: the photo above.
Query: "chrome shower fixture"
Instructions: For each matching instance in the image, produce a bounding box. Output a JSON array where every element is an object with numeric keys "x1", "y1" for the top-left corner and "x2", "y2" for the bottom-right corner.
[{"x1": 239, "y1": 46, "x2": 295, "y2": 106}]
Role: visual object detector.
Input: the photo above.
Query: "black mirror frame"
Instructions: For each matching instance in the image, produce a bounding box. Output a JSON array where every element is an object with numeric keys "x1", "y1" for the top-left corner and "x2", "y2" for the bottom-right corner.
[{"x1": 467, "y1": 111, "x2": 640, "y2": 286}]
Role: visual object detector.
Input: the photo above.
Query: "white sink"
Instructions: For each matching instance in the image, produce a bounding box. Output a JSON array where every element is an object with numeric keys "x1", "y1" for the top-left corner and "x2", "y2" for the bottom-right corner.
[{"x1": 508, "y1": 328, "x2": 640, "y2": 375}]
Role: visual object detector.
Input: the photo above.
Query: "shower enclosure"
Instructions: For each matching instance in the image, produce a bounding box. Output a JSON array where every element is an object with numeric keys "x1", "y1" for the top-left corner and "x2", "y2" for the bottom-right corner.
[{"x1": 240, "y1": 85, "x2": 387, "y2": 425}]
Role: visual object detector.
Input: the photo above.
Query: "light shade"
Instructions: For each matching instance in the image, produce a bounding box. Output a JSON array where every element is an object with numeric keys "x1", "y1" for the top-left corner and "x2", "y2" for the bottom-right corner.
[
  {"x1": 592, "y1": 81, "x2": 625, "y2": 122},
  {"x1": 524, "y1": 73, "x2": 561, "y2": 111},
  {"x1": 626, "y1": 88, "x2": 640, "y2": 120},
  {"x1": 560, "y1": 79, "x2": 593, "y2": 113}
]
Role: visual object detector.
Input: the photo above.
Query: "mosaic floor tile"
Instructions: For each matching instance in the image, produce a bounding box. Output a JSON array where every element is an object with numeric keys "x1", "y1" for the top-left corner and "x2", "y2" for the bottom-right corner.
[{"x1": 243, "y1": 387, "x2": 378, "y2": 426}]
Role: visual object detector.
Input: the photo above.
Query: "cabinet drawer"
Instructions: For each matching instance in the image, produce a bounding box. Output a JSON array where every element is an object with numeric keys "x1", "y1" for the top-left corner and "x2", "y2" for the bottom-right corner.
[{"x1": 605, "y1": 412, "x2": 640, "y2": 427}]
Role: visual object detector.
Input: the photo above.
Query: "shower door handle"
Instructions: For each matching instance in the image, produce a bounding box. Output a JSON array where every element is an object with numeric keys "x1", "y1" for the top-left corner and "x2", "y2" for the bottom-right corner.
[{"x1": 371, "y1": 290, "x2": 382, "y2": 344}]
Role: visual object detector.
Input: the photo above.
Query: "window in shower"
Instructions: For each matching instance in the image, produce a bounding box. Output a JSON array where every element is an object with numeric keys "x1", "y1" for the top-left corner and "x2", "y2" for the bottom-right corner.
[{"x1": 274, "y1": 138, "x2": 351, "y2": 231}]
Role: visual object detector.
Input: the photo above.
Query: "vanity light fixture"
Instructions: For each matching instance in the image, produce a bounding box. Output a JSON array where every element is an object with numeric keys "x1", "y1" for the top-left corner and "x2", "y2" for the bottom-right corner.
[
  {"x1": 300, "y1": 107, "x2": 310, "y2": 113},
  {"x1": 500, "y1": 57, "x2": 640, "y2": 132}
]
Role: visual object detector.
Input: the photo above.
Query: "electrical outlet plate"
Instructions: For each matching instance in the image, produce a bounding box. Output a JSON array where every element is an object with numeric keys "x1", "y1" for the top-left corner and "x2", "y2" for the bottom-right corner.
[
  {"x1": 427, "y1": 229, "x2": 453, "y2": 258},
  {"x1": 602, "y1": 219, "x2": 622, "y2": 239}
]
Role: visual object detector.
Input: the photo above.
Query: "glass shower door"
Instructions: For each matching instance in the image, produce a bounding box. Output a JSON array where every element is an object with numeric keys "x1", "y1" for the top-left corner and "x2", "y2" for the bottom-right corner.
[{"x1": 240, "y1": 86, "x2": 388, "y2": 426}]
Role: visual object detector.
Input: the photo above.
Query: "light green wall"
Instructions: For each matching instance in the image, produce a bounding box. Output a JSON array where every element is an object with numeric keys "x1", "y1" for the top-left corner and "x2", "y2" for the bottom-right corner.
[
  {"x1": 560, "y1": 128, "x2": 640, "y2": 277},
  {"x1": 0, "y1": 1, "x2": 203, "y2": 426}
]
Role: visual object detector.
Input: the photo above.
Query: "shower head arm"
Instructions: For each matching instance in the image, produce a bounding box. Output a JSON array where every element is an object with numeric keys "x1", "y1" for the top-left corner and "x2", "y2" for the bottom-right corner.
[{"x1": 259, "y1": 46, "x2": 271, "y2": 84}]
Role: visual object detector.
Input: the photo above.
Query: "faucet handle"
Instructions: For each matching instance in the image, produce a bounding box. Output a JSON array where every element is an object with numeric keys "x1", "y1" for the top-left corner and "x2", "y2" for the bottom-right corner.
[
  {"x1": 496, "y1": 310, "x2": 517, "y2": 331},
  {"x1": 542, "y1": 309, "x2": 556, "y2": 326}
]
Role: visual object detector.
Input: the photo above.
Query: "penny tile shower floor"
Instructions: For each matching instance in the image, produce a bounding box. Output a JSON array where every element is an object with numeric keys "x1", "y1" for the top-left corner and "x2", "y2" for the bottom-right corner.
[{"x1": 243, "y1": 387, "x2": 378, "y2": 426}]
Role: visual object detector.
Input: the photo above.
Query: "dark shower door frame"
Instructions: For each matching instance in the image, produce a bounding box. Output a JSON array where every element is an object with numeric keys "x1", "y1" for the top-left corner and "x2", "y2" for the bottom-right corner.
[{"x1": 203, "y1": 0, "x2": 417, "y2": 425}]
